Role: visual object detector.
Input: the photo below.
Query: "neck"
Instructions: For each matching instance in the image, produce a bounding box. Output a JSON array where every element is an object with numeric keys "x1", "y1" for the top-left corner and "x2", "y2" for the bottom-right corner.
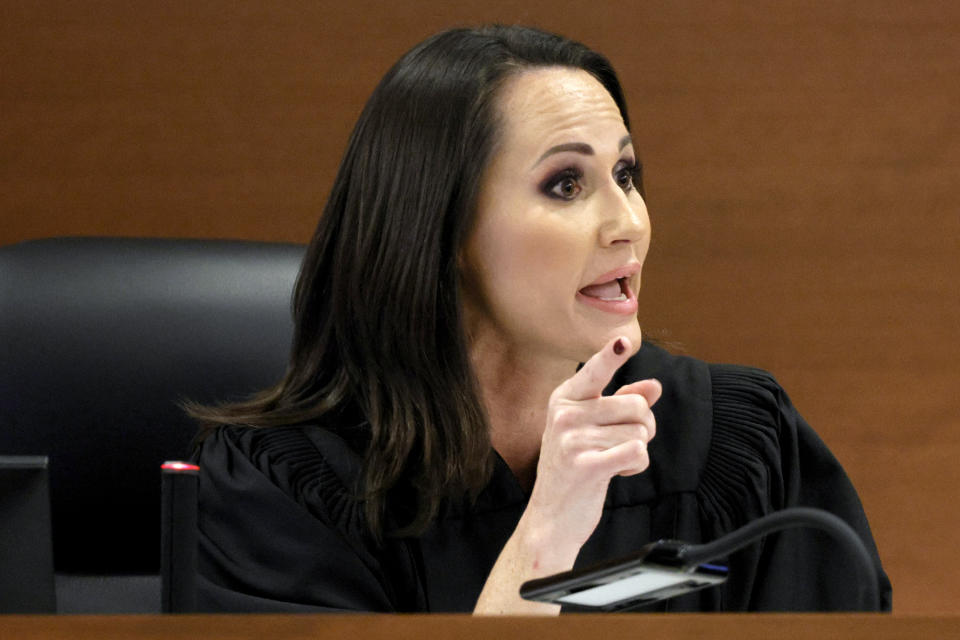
[{"x1": 469, "y1": 335, "x2": 577, "y2": 491}]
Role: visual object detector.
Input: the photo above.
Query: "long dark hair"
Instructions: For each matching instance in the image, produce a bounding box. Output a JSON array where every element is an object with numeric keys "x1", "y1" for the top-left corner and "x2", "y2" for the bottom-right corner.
[{"x1": 191, "y1": 25, "x2": 632, "y2": 537}]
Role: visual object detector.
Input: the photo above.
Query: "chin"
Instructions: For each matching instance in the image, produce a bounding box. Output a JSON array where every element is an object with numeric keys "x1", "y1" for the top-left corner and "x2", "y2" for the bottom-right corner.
[{"x1": 577, "y1": 322, "x2": 643, "y2": 361}]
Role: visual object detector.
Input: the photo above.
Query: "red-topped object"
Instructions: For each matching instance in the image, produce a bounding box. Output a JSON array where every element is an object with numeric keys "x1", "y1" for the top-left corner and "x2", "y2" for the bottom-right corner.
[{"x1": 161, "y1": 461, "x2": 199, "y2": 473}]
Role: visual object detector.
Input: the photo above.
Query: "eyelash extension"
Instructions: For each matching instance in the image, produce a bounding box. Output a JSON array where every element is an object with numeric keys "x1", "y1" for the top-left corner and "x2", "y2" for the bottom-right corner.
[
  {"x1": 541, "y1": 167, "x2": 584, "y2": 199},
  {"x1": 621, "y1": 161, "x2": 644, "y2": 194},
  {"x1": 541, "y1": 161, "x2": 644, "y2": 199}
]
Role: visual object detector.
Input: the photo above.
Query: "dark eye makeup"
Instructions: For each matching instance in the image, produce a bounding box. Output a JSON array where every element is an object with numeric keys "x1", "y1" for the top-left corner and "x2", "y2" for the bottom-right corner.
[
  {"x1": 541, "y1": 167, "x2": 584, "y2": 200},
  {"x1": 615, "y1": 160, "x2": 642, "y2": 193},
  {"x1": 540, "y1": 158, "x2": 642, "y2": 201}
]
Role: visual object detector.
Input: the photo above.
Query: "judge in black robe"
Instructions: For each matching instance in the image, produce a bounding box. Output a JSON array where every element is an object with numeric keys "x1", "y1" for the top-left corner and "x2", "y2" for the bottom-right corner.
[{"x1": 194, "y1": 342, "x2": 892, "y2": 612}]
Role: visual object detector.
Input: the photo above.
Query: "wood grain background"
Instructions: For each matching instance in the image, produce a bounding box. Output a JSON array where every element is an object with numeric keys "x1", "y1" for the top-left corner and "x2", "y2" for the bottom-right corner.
[{"x1": 2, "y1": 0, "x2": 958, "y2": 613}]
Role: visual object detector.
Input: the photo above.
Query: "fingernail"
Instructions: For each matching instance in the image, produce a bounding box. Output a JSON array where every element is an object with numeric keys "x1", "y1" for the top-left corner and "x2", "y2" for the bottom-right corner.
[{"x1": 613, "y1": 339, "x2": 625, "y2": 355}]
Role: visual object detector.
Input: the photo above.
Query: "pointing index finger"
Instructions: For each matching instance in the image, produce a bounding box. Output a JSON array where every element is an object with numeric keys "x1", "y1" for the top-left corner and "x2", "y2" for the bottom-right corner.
[{"x1": 562, "y1": 336, "x2": 633, "y2": 402}]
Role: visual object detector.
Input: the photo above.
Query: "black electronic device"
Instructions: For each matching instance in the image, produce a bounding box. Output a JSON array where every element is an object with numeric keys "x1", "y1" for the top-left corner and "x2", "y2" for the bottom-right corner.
[
  {"x1": 521, "y1": 508, "x2": 882, "y2": 612},
  {"x1": 520, "y1": 540, "x2": 727, "y2": 612}
]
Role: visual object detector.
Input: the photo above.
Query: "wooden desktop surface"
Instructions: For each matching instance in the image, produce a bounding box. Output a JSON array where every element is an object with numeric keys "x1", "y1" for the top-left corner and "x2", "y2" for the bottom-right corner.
[{"x1": 2, "y1": 614, "x2": 959, "y2": 640}]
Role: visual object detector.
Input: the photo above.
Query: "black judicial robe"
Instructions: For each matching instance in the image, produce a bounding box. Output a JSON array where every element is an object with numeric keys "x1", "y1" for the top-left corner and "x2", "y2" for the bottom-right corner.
[{"x1": 194, "y1": 342, "x2": 892, "y2": 612}]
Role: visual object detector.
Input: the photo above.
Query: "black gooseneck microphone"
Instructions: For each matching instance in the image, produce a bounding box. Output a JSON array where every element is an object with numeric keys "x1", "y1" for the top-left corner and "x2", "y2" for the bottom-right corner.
[{"x1": 520, "y1": 507, "x2": 881, "y2": 611}]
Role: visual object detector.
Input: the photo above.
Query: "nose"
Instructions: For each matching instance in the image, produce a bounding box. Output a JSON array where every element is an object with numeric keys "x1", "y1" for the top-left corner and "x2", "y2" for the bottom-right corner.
[{"x1": 597, "y1": 185, "x2": 649, "y2": 247}]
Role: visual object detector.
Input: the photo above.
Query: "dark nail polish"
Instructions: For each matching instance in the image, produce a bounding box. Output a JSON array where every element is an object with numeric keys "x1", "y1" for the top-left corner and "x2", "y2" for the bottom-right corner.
[{"x1": 613, "y1": 339, "x2": 625, "y2": 355}]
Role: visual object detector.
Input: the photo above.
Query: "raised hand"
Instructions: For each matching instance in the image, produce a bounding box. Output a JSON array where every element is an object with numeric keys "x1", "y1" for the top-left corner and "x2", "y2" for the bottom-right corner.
[
  {"x1": 474, "y1": 336, "x2": 660, "y2": 615},
  {"x1": 526, "y1": 335, "x2": 661, "y2": 555}
]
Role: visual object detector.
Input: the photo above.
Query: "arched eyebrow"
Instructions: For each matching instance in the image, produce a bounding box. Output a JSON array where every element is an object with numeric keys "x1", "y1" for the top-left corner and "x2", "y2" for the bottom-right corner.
[{"x1": 532, "y1": 135, "x2": 633, "y2": 169}]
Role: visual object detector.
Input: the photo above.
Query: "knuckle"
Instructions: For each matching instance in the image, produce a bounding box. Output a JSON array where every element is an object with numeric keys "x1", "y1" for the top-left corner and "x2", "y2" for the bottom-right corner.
[
  {"x1": 631, "y1": 440, "x2": 650, "y2": 467},
  {"x1": 564, "y1": 434, "x2": 596, "y2": 463},
  {"x1": 558, "y1": 428, "x2": 580, "y2": 453},
  {"x1": 615, "y1": 440, "x2": 649, "y2": 477},
  {"x1": 552, "y1": 407, "x2": 576, "y2": 429},
  {"x1": 549, "y1": 384, "x2": 566, "y2": 405},
  {"x1": 646, "y1": 418, "x2": 657, "y2": 440},
  {"x1": 631, "y1": 394, "x2": 650, "y2": 414},
  {"x1": 624, "y1": 439, "x2": 646, "y2": 462}
]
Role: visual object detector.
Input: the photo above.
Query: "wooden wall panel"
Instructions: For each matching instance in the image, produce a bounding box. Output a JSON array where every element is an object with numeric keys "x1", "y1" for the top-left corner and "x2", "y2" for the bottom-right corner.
[{"x1": 2, "y1": 0, "x2": 958, "y2": 613}]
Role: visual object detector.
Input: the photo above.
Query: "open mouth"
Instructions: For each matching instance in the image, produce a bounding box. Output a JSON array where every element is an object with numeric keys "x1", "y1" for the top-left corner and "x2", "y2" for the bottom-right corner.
[
  {"x1": 576, "y1": 272, "x2": 638, "y2": 316},
  {"x1": 579, "y1": 277, "x2": 629, "y2": 301}
]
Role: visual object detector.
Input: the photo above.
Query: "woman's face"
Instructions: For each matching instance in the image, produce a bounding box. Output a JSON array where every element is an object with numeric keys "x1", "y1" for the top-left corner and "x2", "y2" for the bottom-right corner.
[{"x1": 462, "y1": 67, "x2": 650, "y2": 364}]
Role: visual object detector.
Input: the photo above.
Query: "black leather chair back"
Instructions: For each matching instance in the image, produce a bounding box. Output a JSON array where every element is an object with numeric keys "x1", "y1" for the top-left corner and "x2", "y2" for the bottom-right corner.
[{"x1": 0, "y1": 237, "x2": 304, "y2": 611}]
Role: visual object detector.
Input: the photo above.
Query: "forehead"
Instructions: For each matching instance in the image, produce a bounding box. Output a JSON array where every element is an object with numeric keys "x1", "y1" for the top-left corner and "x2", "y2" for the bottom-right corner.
[{"x1": 494, "y1": 67, "x2": 627, "y2": 156}]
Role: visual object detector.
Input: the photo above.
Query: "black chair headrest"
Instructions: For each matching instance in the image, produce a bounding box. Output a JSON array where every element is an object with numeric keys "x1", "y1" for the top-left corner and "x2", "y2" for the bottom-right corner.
[{"x1": 0, "y1": 237, "x2": 304, "y2": 573}]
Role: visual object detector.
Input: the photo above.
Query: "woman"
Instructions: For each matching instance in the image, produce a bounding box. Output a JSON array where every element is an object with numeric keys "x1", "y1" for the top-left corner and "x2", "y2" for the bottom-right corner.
[{"x1": 192, "y1": 25, "x2": 891, "y2": 613}]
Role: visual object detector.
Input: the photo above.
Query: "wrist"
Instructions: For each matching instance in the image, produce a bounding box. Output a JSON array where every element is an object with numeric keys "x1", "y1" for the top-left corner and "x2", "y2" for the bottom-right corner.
[
  {"x1": 512, "y1": 511, "x2": 582, "y2": 577},
  {"x1": 473, "y1": 513, "x2": 578, "y2": 616}
]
